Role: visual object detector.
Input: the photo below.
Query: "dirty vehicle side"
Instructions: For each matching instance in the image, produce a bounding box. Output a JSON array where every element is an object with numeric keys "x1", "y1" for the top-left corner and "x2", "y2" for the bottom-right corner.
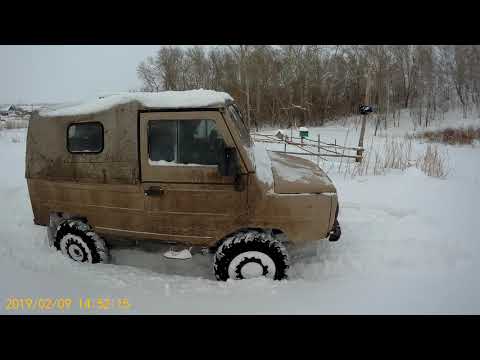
[{"x1": 26, "y1": 90, "x2": 340, "y2": 281}]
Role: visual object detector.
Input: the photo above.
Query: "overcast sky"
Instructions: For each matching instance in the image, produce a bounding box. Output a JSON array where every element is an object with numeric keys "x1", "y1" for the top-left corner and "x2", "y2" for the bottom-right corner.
[{"x1": 0, "y1": 45, "x2": 164, "y2": 104}]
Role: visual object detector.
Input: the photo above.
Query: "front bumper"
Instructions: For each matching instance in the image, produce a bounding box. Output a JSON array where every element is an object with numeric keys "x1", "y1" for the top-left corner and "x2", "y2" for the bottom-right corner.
[
  {"x1": 328, "y1": 219, "x2": 341, "y2": 241},
  {"x1": 328, "y1": 204, "x2": 341, "y2": 241}
]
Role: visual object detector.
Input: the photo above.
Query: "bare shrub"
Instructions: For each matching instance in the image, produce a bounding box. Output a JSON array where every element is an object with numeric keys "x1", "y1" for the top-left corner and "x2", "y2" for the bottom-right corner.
[
  {"x1": 417, "y1": 126, "x2": 480, "y2": 145},
  {"x1": 338, "y1": 136, "x2": 448, "y2": 179},
  {"x1": 382, "y1": 137, "x2": 413, "y2": 170},
  {"x1": 416, "y1": 144, "x2": 449, "y2": 178},
  {"x1": 343, "y1": 137, "x2": 414, "y2": 178}
]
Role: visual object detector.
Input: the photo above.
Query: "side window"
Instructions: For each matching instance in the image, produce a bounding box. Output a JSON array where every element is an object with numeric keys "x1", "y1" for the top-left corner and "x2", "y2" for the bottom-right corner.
[
  {"x1": 148, "y1": 120, "x2": 177, "y2": 162},
  {"x1": 67, "y1": 122, "x2": 103, "y2": 153},
  {"x1": 148, "y1": 119, "x2": 225, "y2": 166}
]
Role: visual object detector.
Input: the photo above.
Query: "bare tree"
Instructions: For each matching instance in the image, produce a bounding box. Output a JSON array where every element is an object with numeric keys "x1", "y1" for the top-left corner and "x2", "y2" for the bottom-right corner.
[
  {"x1": 137, "y1": 56, "x2": 161, "y2": 92},
  {"x1": 136, "y1": 45, "x2": 475, "y2": 130}
]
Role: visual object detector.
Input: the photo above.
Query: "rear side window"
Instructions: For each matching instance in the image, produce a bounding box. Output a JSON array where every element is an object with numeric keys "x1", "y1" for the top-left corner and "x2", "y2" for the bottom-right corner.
[{"x1": 67, "y1": 122, "x2": 103, "y2": 153}]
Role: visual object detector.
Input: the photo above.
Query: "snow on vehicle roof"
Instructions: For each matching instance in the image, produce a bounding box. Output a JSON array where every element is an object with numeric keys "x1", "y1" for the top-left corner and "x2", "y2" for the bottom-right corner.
[{"x1": 39, "y1": 90, "x2": 233, "y2": 118}]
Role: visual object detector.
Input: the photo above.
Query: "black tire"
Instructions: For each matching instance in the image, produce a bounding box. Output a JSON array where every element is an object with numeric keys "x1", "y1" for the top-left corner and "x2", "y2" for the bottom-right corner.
[
  {"x1": 213, "y1": 230, "x2": 289, "y2": 281},
  {"x1": 54, "y1": 219, "x2": 109, "y2": 264}
]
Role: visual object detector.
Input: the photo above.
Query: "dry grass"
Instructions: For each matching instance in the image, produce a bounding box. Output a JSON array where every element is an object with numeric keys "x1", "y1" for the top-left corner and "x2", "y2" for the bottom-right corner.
[
  {"x1": 335, "y1": 136, "x2": 448, "y2": 179},
  {"x1": 342, "y1": 137, "x2": 415, "y2": 177},
  {"x1": 415, "y1": 144, "x2": 449, "y2": 178},
  {"x1": 416, "y1": 127, "x2": 480, "y2": 145}
]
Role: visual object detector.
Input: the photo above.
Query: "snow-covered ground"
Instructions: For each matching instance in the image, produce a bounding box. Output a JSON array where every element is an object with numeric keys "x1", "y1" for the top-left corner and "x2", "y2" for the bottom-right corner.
[{"x1": 1, "y1": 116, "x2": 479, "y2": 314}]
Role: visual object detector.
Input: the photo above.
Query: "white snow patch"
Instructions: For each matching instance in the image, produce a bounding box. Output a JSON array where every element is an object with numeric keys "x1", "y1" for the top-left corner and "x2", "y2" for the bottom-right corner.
[
  {"x1": 148, "y1": 159, "x2": 217, "y2": 168},
  {"x1": 2, "y1": 120, "x2": 480, "y2": 314},
  {"x1": 39, "y1": 90, "x2": 233, "y2": 118},
  {"x1": 269, "y1": 153, "x2": 314, "y2": 184},
  {"x1": 251, "y1": 142, "x2": 274, "y2": 189}
]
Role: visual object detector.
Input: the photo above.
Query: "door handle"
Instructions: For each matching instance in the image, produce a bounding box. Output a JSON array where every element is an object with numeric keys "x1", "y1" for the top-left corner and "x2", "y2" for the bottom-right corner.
[{"x1": 144, "y1": 187, "x2": 165, "y2": 197}]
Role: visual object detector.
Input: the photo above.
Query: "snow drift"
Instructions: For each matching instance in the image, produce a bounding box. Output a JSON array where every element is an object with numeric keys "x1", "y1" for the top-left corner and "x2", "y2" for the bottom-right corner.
[{"x1": 1, "y1": 125, "x2": 480, "y2": 314}]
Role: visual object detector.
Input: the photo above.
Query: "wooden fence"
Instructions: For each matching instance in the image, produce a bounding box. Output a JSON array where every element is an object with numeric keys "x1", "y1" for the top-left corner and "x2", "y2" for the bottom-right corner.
[{"x1": 251, "y1": 132, "x2": 364, "y2": 163}]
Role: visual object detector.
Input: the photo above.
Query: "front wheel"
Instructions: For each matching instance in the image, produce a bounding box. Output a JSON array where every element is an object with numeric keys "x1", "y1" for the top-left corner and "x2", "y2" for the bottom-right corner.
[{"x1": 213, "y1": 231, "x2": 289, "y2": 281}]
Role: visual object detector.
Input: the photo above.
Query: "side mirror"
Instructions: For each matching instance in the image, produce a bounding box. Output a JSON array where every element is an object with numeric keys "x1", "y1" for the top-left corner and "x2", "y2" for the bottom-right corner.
[{"x1": 218, "y1": 147, "x2": 238, "y2": 177}]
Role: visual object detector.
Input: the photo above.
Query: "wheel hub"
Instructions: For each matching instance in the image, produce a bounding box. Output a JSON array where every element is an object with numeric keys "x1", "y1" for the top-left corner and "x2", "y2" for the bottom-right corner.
[
  {"x1": 67, "y1": 244, "x2": 85, "y2": 261},
  {"x1": 228, "y1": 251, "x2": 276, "y2": 280},
  {"x1": 240, "y1": 261, "x2": 265, "y2": 278},
  {"x1": 59, "y1": 234, "x2": 92, "y2": 263}
]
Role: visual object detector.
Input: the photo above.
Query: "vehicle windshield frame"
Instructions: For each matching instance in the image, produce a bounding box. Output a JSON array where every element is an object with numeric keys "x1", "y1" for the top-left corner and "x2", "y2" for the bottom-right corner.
[{"x1": 227, "y1": 103, "x2": 251, "y2": 148}]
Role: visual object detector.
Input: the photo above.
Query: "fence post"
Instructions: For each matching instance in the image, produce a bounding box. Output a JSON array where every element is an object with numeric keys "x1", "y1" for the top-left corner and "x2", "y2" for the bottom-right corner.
[
  {"x1": 357, "y1": 115, "x2": 367, "y2": 162},
  {"x1": 357, "y1": 66, "x2": 372, "y2": 163},
  {"x1": 317, "y1": 134, "x2": 320, "y2": 165}
]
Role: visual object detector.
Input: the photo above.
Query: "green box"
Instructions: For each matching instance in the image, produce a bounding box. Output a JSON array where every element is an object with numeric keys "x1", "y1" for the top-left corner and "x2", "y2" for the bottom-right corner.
[{"x1": 299, "y1": 127, "x2": 309, "y2": 138}]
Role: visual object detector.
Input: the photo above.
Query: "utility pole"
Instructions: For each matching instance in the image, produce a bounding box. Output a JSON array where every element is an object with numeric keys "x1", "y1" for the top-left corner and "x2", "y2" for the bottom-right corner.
[
  {"x1": 239, "y1": 45, "x2": 251, "y2": 131},
  {"x1": 357, "y1": 66, "x2": 372, "y2": 162},
  {"x1": 228, "y1": 45, "x2": 251, "y2": 130}
]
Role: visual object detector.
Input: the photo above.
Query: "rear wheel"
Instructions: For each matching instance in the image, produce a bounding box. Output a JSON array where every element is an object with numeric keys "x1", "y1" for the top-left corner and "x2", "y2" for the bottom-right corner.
[
  {"x1": 54, "y1": 219, "x2": 109, "y2": 264},
  {"x1": 213, "y1": 231, "x2": 289, "y2": 281}
]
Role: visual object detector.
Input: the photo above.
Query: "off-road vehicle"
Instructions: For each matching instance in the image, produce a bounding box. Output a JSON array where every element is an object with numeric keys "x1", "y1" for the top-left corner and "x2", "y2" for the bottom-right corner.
[{"x1": 26, "y1": 90, "x2": 341, "y2": 281}]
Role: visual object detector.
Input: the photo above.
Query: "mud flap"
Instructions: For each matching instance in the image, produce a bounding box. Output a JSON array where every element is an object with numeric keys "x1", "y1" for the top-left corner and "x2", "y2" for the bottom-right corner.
[
  {"x1": 46, "y1": 225, "x2": 55, "y2": 247},
  {"x1": 46, "y1": 212, "x2": 63, "y2": 248}
]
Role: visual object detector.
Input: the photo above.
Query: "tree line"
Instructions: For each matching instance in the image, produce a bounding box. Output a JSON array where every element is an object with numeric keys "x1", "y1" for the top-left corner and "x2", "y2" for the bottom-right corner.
[{"x1": 137, "y1": 45, "x2": 480, "y2": 131}]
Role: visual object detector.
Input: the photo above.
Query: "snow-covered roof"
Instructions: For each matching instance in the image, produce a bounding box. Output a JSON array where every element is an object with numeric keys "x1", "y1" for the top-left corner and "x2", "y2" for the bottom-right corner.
[
  {"x1": 39, "y1": 90, "x2": 234, "y2": 118},
  {"x1": 0, "y1": 105, "x2": 15, "y2": 112}
]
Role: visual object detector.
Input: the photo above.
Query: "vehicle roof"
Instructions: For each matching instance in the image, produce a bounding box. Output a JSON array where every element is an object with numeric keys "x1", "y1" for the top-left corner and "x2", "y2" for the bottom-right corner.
[{"x1": 38, "y1": 90, "x2": 233, "y2": 118}]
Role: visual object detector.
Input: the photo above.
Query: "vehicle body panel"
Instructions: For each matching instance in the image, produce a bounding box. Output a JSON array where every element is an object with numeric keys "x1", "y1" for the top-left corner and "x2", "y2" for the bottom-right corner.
[{"x1": 26, "y1": 94, "x2": 338, "y2": 248}]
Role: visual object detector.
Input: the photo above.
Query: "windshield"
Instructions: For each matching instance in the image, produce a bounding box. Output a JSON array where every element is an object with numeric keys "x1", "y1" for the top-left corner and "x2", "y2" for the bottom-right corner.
[{"x1": 227, "y1": 104, "x2": 251, "y2": 148}]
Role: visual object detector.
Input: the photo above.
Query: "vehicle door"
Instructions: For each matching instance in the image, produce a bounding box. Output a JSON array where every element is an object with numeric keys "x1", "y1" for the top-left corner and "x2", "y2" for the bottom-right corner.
[{"x1": 139, "y1": 110, "x2": 248, "y2": 244}]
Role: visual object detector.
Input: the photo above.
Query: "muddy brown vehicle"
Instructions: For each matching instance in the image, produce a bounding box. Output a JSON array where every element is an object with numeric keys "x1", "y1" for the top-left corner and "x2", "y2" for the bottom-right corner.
[{"x1": 26, "y1": 90, "x2": 341, "y2": 281}]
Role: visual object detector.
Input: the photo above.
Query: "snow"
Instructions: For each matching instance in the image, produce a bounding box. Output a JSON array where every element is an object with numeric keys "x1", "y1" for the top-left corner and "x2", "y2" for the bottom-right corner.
[
  {"x1": 269, "y1": 151, "x2": 318, "y2": 184},
  {"x1": 0, "y1": 105, "x2": 15, "y2": 112},
  {"x1": 148, "y1": 159, "x2": 217, "y2": 168},
  {"x1": 38, "y1": 90, "x2": 233, "y2": 118},
  {"x1": 251, "y1": 142, "x2": 274, "y2": 188},
  {"x1": 327, "y1": 109, "x2": 480, "y2": 139},
  {"x1": 1, "y1": 113, "x2": 480, "y2": 314},
  {"x1": 16, "y1": 104, "x2": 49, "y2": 112}
]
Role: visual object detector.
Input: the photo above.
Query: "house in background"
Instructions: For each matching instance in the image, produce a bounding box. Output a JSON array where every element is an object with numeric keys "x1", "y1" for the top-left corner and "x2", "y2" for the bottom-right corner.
[{"x1": 0, "y1": 104, "x2": 17, "y2": 116}]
